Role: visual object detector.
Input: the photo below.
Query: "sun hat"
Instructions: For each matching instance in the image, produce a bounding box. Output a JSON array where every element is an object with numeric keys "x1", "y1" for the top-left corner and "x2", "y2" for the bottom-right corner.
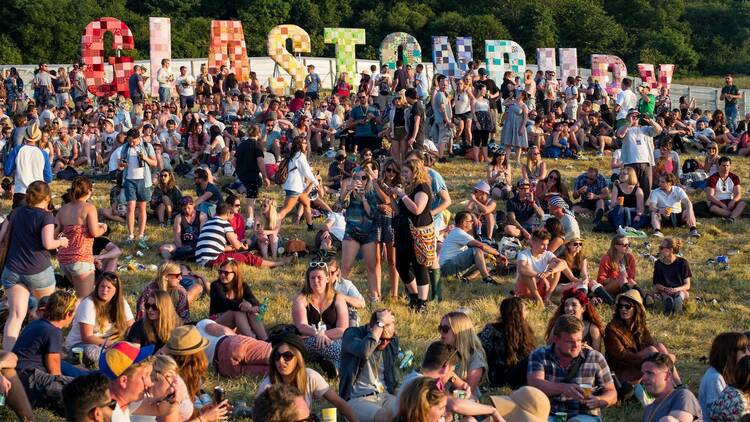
[
  {"x1": 99, "y1": 341, "x2": 155, "y2": 380},
  {"x1": 269, "y1": 333, "x2": 308, "y2": 360},
  {"x1": 626, "y1": 108, "x2": 640, "y2": 118},
  {"x1": 616, "y1": 289, "x2": 645, "y2": 310},
  {"x1": 490, "y1": 386, "x2": 550, "y2": 422},
  {"x1": 360, "y1": 69, "x2": 370, "y2": 76},
  {"x1": 164, "y1": 325, "x2": 209, "y2": 356},
  {"x1": 23, "y1": 123, "x2": 41, "y2": 142},
  {"x1": 473, "y1": 180, "x2": 491, "y2": 195}
]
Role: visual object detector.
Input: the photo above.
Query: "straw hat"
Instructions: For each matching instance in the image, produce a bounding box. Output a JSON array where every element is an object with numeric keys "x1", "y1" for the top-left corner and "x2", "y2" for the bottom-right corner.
[
  {"x1": 490, "y1": 386, "x2": 550, "y2": 422},
  {"x1": 164, "y1": 325, "x2": 209, "y2": 356},
  {"x1": 616, "y1": 289, "x2": 645, "y2": 310},
  {"x1": 24, "y1": 123, "x2": 41, "y2": 142}
]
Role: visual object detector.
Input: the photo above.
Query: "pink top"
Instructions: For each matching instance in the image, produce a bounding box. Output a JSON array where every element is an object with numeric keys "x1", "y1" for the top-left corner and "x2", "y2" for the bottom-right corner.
[{"x1": 57, "y1": 225, "x2": 94, "y2": 264}]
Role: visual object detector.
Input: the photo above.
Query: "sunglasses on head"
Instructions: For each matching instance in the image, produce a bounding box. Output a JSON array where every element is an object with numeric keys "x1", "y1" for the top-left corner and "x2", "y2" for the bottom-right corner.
[
  {"x1": 309, "y1": 261, "x2": 328, "y2": 270},
  {"x1": 272, "y1": 351, "x2": 295, "y2": 362}
]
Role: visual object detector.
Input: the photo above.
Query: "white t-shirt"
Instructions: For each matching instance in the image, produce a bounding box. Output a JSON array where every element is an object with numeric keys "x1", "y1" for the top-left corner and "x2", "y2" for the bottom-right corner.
[
  {"x1": 112, "y1": 400, "x2": 142, "y2": 422},
  {"x1": 438, "y1": 227, "x2": 474, "y2": 266},
  {"x1": 108, "y1": 144, "x2": 124, "y2": 172},
  {"x1": 326, "y1": 212, "x2": 346, "y2": 241},
  {"x1": 176, "y1": 75, "x2": 196, "y2": 96},
  {"x1": 256, "y1": 368, "x2": 329, "y2": 408},
  {"x1": 159, "y1": 130, "x2": 181, "y2": 151},
  {"x1": 647, "y1": 186, "x2": 689, "y2": 214},
  {"x1": 615, "y1": 90, "x2": 638, "y2": 119},
  {"x1": 515, "y1": 249, "x2": 557, "y2": 281},
  {"x1": 65, "y1": 296, "x2": 134, "y2": 349},
  {"x1": 196, "y1": 319, "x2": 225, "y2": 364},
  {"x1": 334, "y1": 277, "x2": 363, "y2": 301},
  {"x1": 695, "y1": 128, "x2": 715, "y2": 140},
  {"x1": 621, "y1": 126, "x2": 656, "y2": 165}
]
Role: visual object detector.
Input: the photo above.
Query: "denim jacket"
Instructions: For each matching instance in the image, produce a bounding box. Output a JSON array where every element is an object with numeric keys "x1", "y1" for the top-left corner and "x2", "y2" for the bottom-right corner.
[{"x1": 338, "y1": 325, "x2": 399, "y2": 401}]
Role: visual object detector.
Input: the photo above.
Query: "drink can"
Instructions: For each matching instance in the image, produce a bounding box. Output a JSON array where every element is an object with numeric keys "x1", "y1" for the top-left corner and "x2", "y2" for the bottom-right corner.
[
  {"x1": 452, "y1": 389, "x2": 466, "y2": 399},
  {"x1": 71, "y1": 347, "x2": 84, "y2": 365},
  {"x1": 321, "y1": 408, "x2": 337, "y2": 422},
  {"x1": 554, "y1": 412, "x2": 567, "y2": 422},
  {"x1": 0, "y1": 392, "x2": 6, "y2": 406}
]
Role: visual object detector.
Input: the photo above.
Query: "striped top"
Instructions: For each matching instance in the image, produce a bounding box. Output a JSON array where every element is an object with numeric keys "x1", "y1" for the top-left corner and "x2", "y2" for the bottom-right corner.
[{"x1": 196, "y1": 217, "x2": 234, "y2": 266}]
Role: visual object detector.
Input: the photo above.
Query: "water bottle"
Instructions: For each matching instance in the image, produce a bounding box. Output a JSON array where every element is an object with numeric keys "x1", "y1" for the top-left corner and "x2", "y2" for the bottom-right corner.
[
  {"x1": 256, "y1": 297, "x2": 270, "y2": 321},
  {"x1": 716, "y1": 255, "x2": 729, "y2": 271},
  {"x1": 398, "y1": 349, "x2": 414, "y2": 370},
  {"x1": 317, "y1": 322, "x2": 327, "y2": 334}
]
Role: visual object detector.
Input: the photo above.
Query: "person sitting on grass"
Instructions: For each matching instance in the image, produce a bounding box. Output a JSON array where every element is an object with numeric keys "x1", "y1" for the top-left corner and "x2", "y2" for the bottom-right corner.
[
  {"x1": 62, "y1": 373, "x2": 115, "y2": 422},
  {"x1": 528, "y1": 315, "x2": 617, "y2": 421},
  {"x1": 709, "y1": 355, "x2": 750, "y2": 422},
  {"x1": 438, "y1": 211, "x2": 505, "y2": 285},
  {"x1": 544, "y1": 288, "x2": 605, "y2": 352},
  {"x1": 159, "y1": 195, "x2": 206, "y2": 261},
  {"x1": 642, "y1": 353, "x2": 702, "y2": 422},
  {"x1": 652, "y1": 237, "x2": 693, "y2": 315},
  {"x1": 705, "y1": 156, "x2": 746, "y2": 222},
  {"x1": 648, "y1": 173, "x2": 701, "y2": 238},
  {"x1": 699, "y1": 333, "x2": 749, "y2": 419},
  {"x1": 135, "y1": 260, "x2": 192, "y2": 323},
  {"x1": 193, "y1": 168, "x2": 222, "y2": 219},
  {"x1": 503, "y1": 179, "x2": 544, "y2": 241},
  {"x1": 195, "y1": 202, "x2": 282, "y2": 269},
  {"x1": 194, "y1": 319, "x2": 271, "y2": 378},
  {"x1": 208, "y1": 259, "x2": 267, "y2": 340},
  {"x1": 126, "y1": 291, "x2": 180, "y2": 351},
  {"x1": 604, "y1": 290, "x2": 681, "y2": 395},
  {"x1": 437, "y1": 311, "x2": 488, "y2": 399},
  {"x1": 465, "y1": 181, "x2": 497, "y2": 240},
  {"x1": 325, "y1": 258, "x2": 366, "y2": 327},
  {"x1": 596, "y1": 234, "x2": 643, "y2": 298},
  {"x1": 514, "y1": 229, "x2": 578, "y2": 307},
  {"x1": 13, "y1": 290, "x2": 80, "y2": 414},
  {"x1": 253, "y1": 384, "x2": 311, "y2": 422},
  {"x1": 572, "y1": 166, "x2": 610, "y2": 224},
  {"x1": 256, "y1": 334, "x2": 359, "y2": 422}
]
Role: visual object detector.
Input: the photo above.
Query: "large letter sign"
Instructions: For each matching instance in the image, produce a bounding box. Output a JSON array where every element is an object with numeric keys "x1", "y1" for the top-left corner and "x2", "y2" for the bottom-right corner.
[
  {"x1": 81, "y1": 18, "x2": 135, "y2": 97},
  {"x1": 432, "y1": 36, "x2": 473, "y2": 77},
  {"x1": 559, "y1": 48, "x2": 578, "y2": 83},
  {"x1": 208, "y1": 20, "x2": 251, "y2": 81},
  {"x1": 484, "y1": 40, "x2": 526, "y2": 82},
  {"x1": 637, "y1": 64, "x2": 675, "y2": 91},
  {"x1": 267, "y1": 25, "x2": 311, "y2": 90},
  {"x1": 591, "y1": 54, "x2": 628, "y2": 93},
  {"x1": 324, "y1": 28, "x2": 366, "y2": 83},
  {"x1": 149, "y1": 17, "x2": 172, "y2": 96},
  {"x1": 536, "y1": 48, "x2": 556, "y2": 74},
  {"x1": 380, "y1": 32, "x2": 422, "y2": 70}
]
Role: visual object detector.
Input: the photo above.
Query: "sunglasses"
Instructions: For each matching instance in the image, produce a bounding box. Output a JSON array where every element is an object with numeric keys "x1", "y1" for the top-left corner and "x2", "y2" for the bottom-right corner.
[
  {"x1": 571, "y1": 242, "x2": 583, "y2": 247},
  {"x1": 145, "y1": 303, "x2": 158, "y2": 311},
  {"x1": 160, "y1": 174, "x2": 170, "y2": 178},
  {"x1": 233, "y1": 203, "x2": 241, "y2": 207},
  {"x1": 218, "y1": 270, "x2": 234, "y2": 276},
  {"x1": 437, "y1": 324, "x2": 451, "y2": 334},
  {"x1": 617, "y1": 303, "x2": 634, "y2": 311},
  {"x1": 615, "y1": 243, "x2": 630, "y2": 248},
  {"x1": 379, "y1": 336, "x2": 393, "y2": 345},
  {"x1": 272, "y1": 351, "x2": 295, "y2": 362},
  {"x1": 309, "y1": 261, "x2": 328, "y2": 270},
  {"x1": 357, "y1": 96, "x2": 366, "y2": 99},
  {"x1": 167, "y1": 272, "x2": 182, "y2": 278},
  {"x1": 385, "y1": 168, "x2": 397, "y2": 173},
  {"x1": 92, "y1": 399, "x2": 118, "y2": 412},
  {"x1": 354, "y1": 176, "x2": 367, "y2": 181}
]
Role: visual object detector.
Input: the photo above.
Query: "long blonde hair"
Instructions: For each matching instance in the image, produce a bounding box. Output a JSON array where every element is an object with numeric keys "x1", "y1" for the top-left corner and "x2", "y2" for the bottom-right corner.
[
  {"x1": 443, "y1": 312, "x2": 487, "y2": 383},
  {"x1": 151, "y1": 354, "x2": 179, "y2": 381},
  {"x1": 142, "y1": 291, "x2": 180, "y2": 346},
  {"x1": 403, "y1": 158, "x2": 430, "y2": 195},
  {"x1": 396, "y1": 377, "x2": 446, "y2": 422},
  {"x1": 154, "y1": 261, "x2": 183, "y2": 308},
  {"x1": 268, "y1": 341, "x2": 308, "y2": 395},
  {"x1": 90, "y1": 272, "x2": 129, "y2": 340},
  {"x1": 259, "y1": 198, "x2": 278, "y2": 231}
]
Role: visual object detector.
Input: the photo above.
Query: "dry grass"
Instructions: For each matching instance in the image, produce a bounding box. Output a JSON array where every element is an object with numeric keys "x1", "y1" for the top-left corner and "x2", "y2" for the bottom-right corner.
[
  {"x1": 8, "y1": 150, "x2": 750, "y2": 421},
  {"x1": 673, "y1": 75, "x2": 750, "y2": 88}
]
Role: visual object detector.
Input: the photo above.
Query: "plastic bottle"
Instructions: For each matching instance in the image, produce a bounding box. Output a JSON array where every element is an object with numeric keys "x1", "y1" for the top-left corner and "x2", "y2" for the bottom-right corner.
[
  {"x1": 398, "y1": 349, "x2": 414, "y2": 370},
  {"x1": 256, "y1": 297, "x2": 270, "y2": 321}
]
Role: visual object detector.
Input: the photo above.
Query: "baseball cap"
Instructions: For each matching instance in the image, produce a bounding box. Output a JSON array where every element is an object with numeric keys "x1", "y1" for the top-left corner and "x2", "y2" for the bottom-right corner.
[
  {"x1": 473, "y1": 180, "x2": 491, "y2": 195},
  {"x1": 478, "y1": 68, "x2": 487, "y2": 76},
  {"x1": 99, "y1": 341, "x2": 155, "y2": 380},
  {"x1": 516, "y1": 179, "x2": 531, "y2": 188},
  {"x1": 626, "y1": 109, "x2": 640, "y2": 118}
]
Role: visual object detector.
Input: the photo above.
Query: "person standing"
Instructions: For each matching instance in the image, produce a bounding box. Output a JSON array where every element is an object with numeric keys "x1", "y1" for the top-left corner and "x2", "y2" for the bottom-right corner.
[
  {"x1": 721, "y1": 74, "x2": 741, "y2": 133},
  {"x1": 477, "y1": 69, "x2": 501, "y2": 141},
  {"x1": 414, "y1": 64, "x2": 429, "y2": 102},
  {"x1": 616, "y1": 109, "x2": 662, "y2": 200},
  {"x1": 304, "y1": 65, "x2": 321, "y2": 103},
  {"x1": 432, "y1": 75, "x2": 454, "y2": 163},
  {"x1": 157, "y1": 59, "x2": 175, "y2": 104},
  {"x1": 128, "y1": 65, "x2": 146, "y2": 105},
  {"x1": 33, "y1": 63, "x2": 55, "y2": 107},
  {"x1": 405, "y1": 88, "x2": 426, "y2": 152},
  {"x1": 235, "y1": 127, "x2": 271, "y2": 227},
  {"x1": 121, "y1": 129, "x2": 157, "y2": 247},
  {"x1": 3, "y1": 123, "x2": 53, "y2": 209},
  {"x1": 615, "y1": 78, "x2": 638, "y2": 129},
  {"x1": 500, "y1": 92, "x2": 529, "y2": 164},
  {"x1": 175, "y1": 66, "x2": 196, "y2": 111}
]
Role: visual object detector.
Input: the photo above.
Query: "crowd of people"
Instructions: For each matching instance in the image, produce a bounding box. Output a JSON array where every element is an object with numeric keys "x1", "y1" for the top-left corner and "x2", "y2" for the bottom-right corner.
[{"x1": 0, "y1": 58, "x2": 747, "y2": 422}]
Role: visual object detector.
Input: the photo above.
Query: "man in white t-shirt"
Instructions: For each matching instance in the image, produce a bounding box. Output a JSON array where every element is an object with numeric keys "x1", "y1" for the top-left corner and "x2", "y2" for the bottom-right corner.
[
  {"x1": 514, "y1": 229, "x2": 572, "y2": 306},
  {"x1": 648, "y1": 173, "x2": 700, "y2": 238},
  {"x1": 616, "y1": 108, "x2": 662, "y2": 200},
  {"x1": 693, "y1": 119, "x2": 716, "y2": 149},
  {"x1": 3, "y1": 123, "x2": 52, "y2": 208},
  {"x1": 175, "y1": 66, "x2": 196, "y2": 111},
  {"x1": 706, "y1": 156, "x2": 746, "y2": 221},
  {"x1": 156, "y1": 58, "x2": 175, "y2": 104},
  {"x1": 615, "y1": 78, "x2": 638, "y2": 127},
  {"x1": 158, "y1": 119, "x2": 181, "y2": 158},
  {"x1": 439, "y1": 211, "x2": 504, "y2": 285}
]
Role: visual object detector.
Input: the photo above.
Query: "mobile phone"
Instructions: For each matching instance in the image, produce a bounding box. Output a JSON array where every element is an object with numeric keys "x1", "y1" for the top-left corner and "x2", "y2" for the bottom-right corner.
[{"x1": 214, "y1": 386, "x2": 225, "y2": 403}]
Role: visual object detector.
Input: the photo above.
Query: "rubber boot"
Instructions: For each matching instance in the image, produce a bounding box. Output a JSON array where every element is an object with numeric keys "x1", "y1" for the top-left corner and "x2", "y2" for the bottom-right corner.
[{"x1": 429, "y1": 268, "x2": 442, "y2": 302}]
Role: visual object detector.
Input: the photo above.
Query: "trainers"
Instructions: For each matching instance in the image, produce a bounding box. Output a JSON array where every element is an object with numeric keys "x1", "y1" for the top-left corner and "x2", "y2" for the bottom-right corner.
[
  {"x1": 125, "y1": 235, "x2": 135, "y2": 244},
  {"x1": 137, "y1": 236, "x2": 150, "y2": 250},
  {"x1": 689, "y1": 228, "x2": 701, "y2": 238},
  {"x1": 652, "y1": 230, "x2": 664, "y2": 238}
]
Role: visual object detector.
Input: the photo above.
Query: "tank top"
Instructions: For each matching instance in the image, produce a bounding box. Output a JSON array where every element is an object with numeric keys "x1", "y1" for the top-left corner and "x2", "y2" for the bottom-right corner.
[
  {"x1": 393, "y1": 107, "x2": 406, "y2": 128},
  {"x1": 58, "y1": 225, "x2": 94, "y2": 264},
  {"x1": 454, "y1": 91, "x2": 471, "y2": 114},
  {"x1": 305, "y1": 294, "x2": 338, "y2": 329},
  {"x1": 474, "y1": 97, "x2": 490, "y2": 112},
  {"x1": 617, "y1": 184, "x2": 639, "y2": 209},
  {"x1": 180, "y1": 212, "x2": 201, "y2": 245}
]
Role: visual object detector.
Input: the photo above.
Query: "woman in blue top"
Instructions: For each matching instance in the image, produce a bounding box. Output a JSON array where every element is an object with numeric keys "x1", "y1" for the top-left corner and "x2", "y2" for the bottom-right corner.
[{"x1": 340, "y1": 167, "x2": 381, "y2": 302}]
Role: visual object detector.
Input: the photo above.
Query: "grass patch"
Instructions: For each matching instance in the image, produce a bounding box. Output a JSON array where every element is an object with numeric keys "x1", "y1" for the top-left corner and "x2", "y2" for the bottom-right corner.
[
  {"x1": 7, "y1": 151, "x2": 750, "y2": 421},
  {"x1": 673, "y1": 75, "x2": 750, "y2": 88}
]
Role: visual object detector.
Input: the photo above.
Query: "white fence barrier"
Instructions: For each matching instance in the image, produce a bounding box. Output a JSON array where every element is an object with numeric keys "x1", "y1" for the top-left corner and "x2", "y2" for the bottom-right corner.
[{"x1": 3, "y1": 57, "x2": 748, "y2": 115}]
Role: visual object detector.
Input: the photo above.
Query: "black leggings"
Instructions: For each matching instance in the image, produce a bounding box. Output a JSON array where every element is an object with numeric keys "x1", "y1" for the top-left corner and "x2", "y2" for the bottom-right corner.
[
  {"x1": 473, "y1": 130, "x2": 490, "y2": 147},
  {"x1": 395, "y1": 245, "x2": 430, "y2": 287}
]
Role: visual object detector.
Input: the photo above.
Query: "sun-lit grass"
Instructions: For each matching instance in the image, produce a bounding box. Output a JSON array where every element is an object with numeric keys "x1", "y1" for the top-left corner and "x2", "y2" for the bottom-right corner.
[
  {"x1": 6, "y1": 148, "x2": 750, "y2": 421},
  {"x1": 673, "y1": 75, "x2": 750, "y2": 88}
]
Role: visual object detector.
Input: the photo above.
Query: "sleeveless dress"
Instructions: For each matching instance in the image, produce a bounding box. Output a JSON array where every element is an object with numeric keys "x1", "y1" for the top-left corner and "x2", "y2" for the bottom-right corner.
[{"x1": 501, "y1": 102, "x2": 529, "y2": 148}]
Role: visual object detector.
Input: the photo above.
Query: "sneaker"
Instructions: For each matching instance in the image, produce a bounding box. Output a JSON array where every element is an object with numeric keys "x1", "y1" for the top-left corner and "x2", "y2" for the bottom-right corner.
[
  {"x1": 137, "y1": 236, "x2": 150, "y2": 250},
  {"x1": 689, "y1": 228, "x2": 701, "y2": 237},
  {"x1": 652, "y1": 230, "x2": 664, "y2": 238},
  {"x1": 125, "y1": 235, "x2": 135, "y2": 244},
  {"x1": 483, "y1": 276, "x2": 500, "y2": 285}
]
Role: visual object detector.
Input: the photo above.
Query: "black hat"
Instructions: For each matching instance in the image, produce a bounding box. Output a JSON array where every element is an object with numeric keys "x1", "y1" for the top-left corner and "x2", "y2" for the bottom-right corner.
[{"x1": 269, "y1": 333, "x2": 307, "y2": 359}]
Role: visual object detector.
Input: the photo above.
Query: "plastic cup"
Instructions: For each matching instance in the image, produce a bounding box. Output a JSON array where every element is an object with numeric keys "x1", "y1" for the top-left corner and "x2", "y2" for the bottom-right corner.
[
  {"x1": 618, "y1": 196, "x2": 624, "y2": 206},
  {"x1": 665, "y1": 207, "x2": 672, "y2": 216},
  {"x1": 71, "y1": 347, "x2": 84, "y2": 365},
  {"x1": 321, "y1": 408, "x2": 337, "y2": 422},
  {"x1": 554, "y1": 412, "x2": 567, "y2": 422},
  {"x1": 580, "y1": 383, "x2": 593, "y2": 399}
]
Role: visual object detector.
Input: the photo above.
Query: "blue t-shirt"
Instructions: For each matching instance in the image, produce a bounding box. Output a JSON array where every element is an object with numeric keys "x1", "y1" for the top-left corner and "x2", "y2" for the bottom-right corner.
[
  {"x1": 305, "y1": 73, "x2": 321, "y2": 93},
  {"x1": 6, "y1": 206, "x2": 55, "y2": 275},
  {"x1": 13, "y1": 319, "x2": 63, "y2": 374},
  {"x1": 196, "y1": 182, "x2": 223, "y2": 205},
  {"x1": 350, "y1": 105, "x2": 381, "y2": 138},
  {"x1": 128, "y1": 74, "x2": 143, "y2": 97}
]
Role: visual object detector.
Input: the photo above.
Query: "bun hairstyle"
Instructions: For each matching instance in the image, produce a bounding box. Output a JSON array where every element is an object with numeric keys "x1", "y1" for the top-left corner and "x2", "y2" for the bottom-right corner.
[{"x1": 70, "y1": 176, "x2": 93, "y2": 200}]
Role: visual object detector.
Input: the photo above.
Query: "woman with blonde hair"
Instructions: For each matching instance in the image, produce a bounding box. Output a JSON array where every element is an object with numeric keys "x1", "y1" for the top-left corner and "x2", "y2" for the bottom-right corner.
[
  {"x1": 55, "y1": 176, "x2": 108, "y2": 299},
  {"x1": 65, "y1": 272, "x2": 134, "y2": 364},
  {"x1": 135, "y1": 261, "x2": 192, "y2": 323},
  {"x1": 127, "y1": 290, "x2": 180, "y2": 350},
  {"x1": 255, "y1": 198, "x2": 280, "y2": 259},
  {"x1": 387, "y1": 90, "x2": 409, "y2": 163},
  {"x1": 596, "y1": 234, "x2": 642, "y2": 297},
  {"x1": 394, "y1": 377, "x2": 448, "y2": 422},
  {"x1": 209, "y1": 259, "x2": 267, "y2": 340},
  {"x1": 392, "y1": 158, "x2": 433, "y2": 311},
  {"x1": 370, "y1": 158, "x2": 402, "y2": 299},
  {"x1": 608, "y1": 166, "x2": 646, "y2": 229},
  {"x1": 453, "y1": 77, "x2": 474, "y2": 149},
  {"x1": 256, "y1": 335, "x2": 358, "y2": 420},
  {"x1": 292, "y1": 263, "x2": 349, "y2": 367},
  {"x1": 438, "y1": 311, "x2": 488, "y2": 398}
]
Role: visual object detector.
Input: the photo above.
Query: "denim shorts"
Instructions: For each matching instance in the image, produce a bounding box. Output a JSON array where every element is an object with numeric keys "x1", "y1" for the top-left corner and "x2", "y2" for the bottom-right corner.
[
  {"x1": 285, "y1": 189, "x2": 302, "y2": 198},
  {"x1": 60, "y1": 261, "x2": 96, "y2": 278},
  {"x1": 1, "y1": 266, "x2": 56, "y2": 291},
  {"x1": 124, "y1": 178, "x2": 152, "y2": 202}
]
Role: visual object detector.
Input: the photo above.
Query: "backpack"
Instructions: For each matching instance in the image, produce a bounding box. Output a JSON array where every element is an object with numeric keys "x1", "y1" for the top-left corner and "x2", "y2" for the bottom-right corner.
[
  {"x1": 378, "y1": 76, "x2": 391, "y2": 96},
  {"x1": 682, "y1": 158, "x2": 702, "y2": 174},
  {"x1": 593, "y1": 83, "x2": 603, "y2": 100},
  {"x1": 273, "y1": 156, "x2": 297, "y2": 185}
]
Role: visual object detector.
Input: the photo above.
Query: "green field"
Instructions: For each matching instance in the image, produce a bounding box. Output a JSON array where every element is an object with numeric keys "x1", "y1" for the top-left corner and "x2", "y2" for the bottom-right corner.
[{"x1": 7, "y1": 149, "x2": 750, "y2": 421}]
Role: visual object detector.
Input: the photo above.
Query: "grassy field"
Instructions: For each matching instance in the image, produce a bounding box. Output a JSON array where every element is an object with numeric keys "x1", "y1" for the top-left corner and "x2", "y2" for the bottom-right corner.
[
  {"x1": 7, "y1": 148, "x2": 750, "y2": 421},
  {"x1": 673, "y1": 75, "x2": 750, "y2": 88}
]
